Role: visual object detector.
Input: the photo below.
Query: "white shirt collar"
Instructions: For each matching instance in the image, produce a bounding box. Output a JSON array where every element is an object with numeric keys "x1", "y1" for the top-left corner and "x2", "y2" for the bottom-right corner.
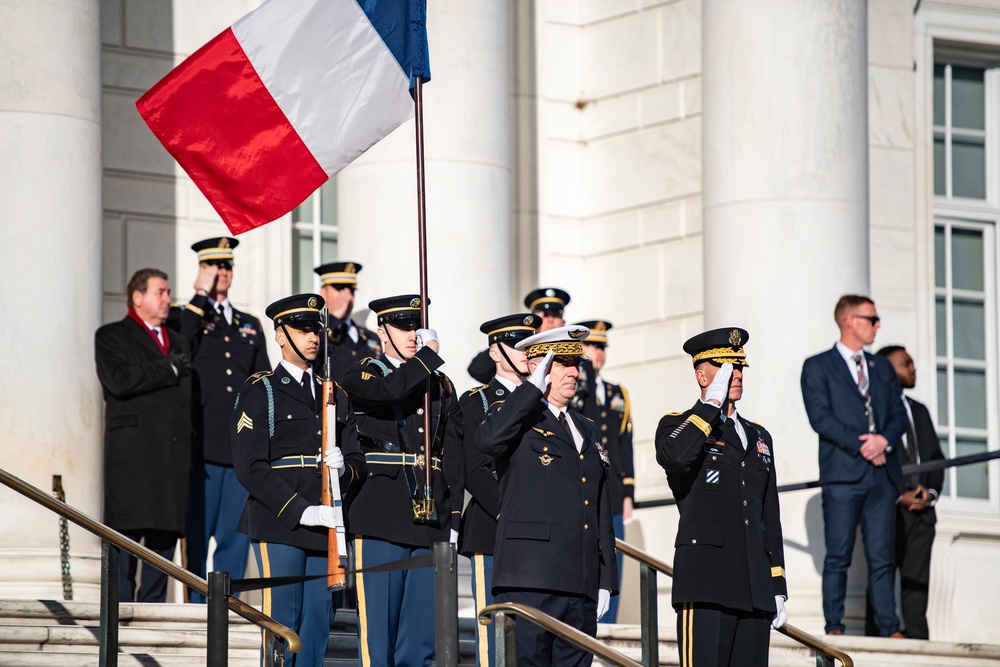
[
  {"x1": 494, "y1": 375, "x2": 518, "y2": 392},
  {"x1": 385, "y1": 354, "x2": 404, "y2": 368},
  {"x1": 279, "y1": 359, "x2": 312, "y2": 384}
]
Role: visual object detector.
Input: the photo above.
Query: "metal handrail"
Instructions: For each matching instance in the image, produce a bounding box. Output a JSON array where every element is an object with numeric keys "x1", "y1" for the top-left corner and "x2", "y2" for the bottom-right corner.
[
  {"x1": 615, "y1": 538, "x2": 854, "y2": 667},
  {"x1": 479, "y1": 602, "x2": 644, "y2": 667},
  {"x1": 0, "y1": 466, "x2": 301, "y2": 653}
]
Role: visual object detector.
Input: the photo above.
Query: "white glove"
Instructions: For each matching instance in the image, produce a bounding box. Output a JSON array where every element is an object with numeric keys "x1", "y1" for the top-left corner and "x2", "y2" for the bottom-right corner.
[
  {"x1": 299, "y1": 505, "x2": 337, "y2": 528},
  {"x1": 415, "y1": 328, "x2": 438, "y2": 349},
  {"x1": 323, "y1": 446, "x2": 345, "y2": 477},
  {"x1": 704, "y1": 362, "x2": 733, "y2": 406},
  {"x1": 528, "y1": 350, "x2": 555, "y2": 393},
  {"x1": 597, "y1": 589, "x2": 611, "y2": 621},
  {"x1": 449, "y1": 529, "x2": 459, "y2": 546},
  {"x1": 771, "y1": 595, "x2": 787, "y2": 629}
]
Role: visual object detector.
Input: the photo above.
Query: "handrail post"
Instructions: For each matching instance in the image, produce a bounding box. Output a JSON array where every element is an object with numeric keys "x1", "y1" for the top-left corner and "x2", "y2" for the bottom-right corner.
[
  {"x1": 816, "y1": 652, "x2": 835, "y2": 667},
  {"x1": 434, "y1": 541, "x2": 459, "y2": 667},
  {"x1": 494, "y1": 610, "x2": 514, "y2": 667},
  {"x1": 207, "y1": 571, "x2": 231, "y2": 667},
  {"x1": 639, "y1": 562, "x2": 658, "y2": 667},
  {"x1": 99, "y1": 540, "x2": 119, "y2": 667}
]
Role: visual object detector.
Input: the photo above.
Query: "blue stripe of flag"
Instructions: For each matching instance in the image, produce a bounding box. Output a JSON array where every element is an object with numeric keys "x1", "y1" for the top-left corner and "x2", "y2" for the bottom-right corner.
[{"x1": 355, "y1": 0, "x2": 431, "y2": 88}]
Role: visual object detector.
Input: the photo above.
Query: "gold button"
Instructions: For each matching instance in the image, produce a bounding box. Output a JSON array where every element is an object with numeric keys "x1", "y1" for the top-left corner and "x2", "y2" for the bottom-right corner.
[
  {"x1": 225, "y1": 352, "x2": 231, "y2": 358},
  {"x1": 712, "y1": 456, "x2": 718, "y2": 461},
  {"x1": 691, "y1": 539, "x2": 697, "y2": 544},
  {"x1": 543, "y1": 446, "x2": 549, "y2": 452},
  {"x1": 224, "y1": 336, "x2": 230, "y2": 342},
  {"x1": 203, "y1": 329, "x2": 208, "y2": 334},
  {"x1": 584, "y1": 500, "x2": 589, "y2": 505},
  {"x1": 745, "y1": 519, "x2": 750, "y2": 526},
  {"x1": 742, "y1": 480, "x2": 746, "y2": 486},
  {"x1": 418, "y1": 427, "x2": 424, "y2": 434},
  {"x1": 226, "y1": 369, "x2": 232, "y2": 375},
  {"x1": 601, "y1": 424, "x2": 607, "y2": 431},
  {"x1": 743, "y1": 500, "x2": 748, "y2": 507},
  {"x1": 741, "y1": 461, "x2": 746, "y2": 468},
  {"x1": 602, "y1": 437, "x2": 608, "y2": 443},
  {"x1": 582, "y1": 477, "x2": 587, "y2": 483},
  {"x1": 601, "y1": 411, "x2": 607, "y2": 418},
  {"x1": 584, "y1": 524, "x2": 589, "y2": 530},
  {"x1": 579, "y1": 454, "x2": 584, "y2": 460},
  {"x1": 287, "y1": 414, "x2": 293, "y2": 419},
  {"x1": 417, "y1": 408, "x2": 424, "y2": 415},
  {"x1": 226, "y1": 386, "x2": 232, "y2": 392}
]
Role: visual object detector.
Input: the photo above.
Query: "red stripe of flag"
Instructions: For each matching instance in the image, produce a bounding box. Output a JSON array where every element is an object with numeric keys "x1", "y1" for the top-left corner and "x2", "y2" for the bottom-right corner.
[{"x1": 136, "y1": 28, "x2": 328, "y2": 234}]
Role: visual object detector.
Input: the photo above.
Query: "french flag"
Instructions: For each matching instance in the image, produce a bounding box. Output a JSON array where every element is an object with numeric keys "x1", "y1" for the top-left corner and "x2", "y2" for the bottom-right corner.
[{"x1": 136, "y1": 0, "x2": 430, "y2": 235}]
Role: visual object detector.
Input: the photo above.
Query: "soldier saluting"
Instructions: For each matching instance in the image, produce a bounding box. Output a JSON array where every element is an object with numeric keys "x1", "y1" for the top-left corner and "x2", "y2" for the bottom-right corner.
[
  {"x1": 312, "y1": 261, "x2": 381, "y2": 382},
  {"x1": 655, "y1": 328, "x2": 787, "y2": 667}
]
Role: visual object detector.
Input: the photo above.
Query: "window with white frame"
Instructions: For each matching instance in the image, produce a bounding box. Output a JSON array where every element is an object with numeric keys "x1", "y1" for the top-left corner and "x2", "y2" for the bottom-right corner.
[
  {"x1": 292, "y1": 179, "x2": 338, "y2": 293},
  {"x1": 932, "y1": 49, "x2": 1000, "y2": 509}
]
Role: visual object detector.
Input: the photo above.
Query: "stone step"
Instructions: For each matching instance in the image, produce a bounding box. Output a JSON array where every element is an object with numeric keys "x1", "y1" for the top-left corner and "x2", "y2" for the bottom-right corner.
[{"x1": 0, "y1": 650, "x2": 259, "y2": 666}]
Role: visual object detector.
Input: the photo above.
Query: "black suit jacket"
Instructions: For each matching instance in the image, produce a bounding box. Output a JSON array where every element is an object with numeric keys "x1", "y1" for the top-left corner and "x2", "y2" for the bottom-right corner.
[
  {"x1": 904, "y1": 396, "x2": 945, "y2": 524},
  {"x1": 95, "y1": 316, "x2": 192, "y2": 534},
  {"x1": 230, "y1": 365, "x2": 365, "y2": 551},
  {"x1": 801, "y1": 346, "x2": 907, "y2": 487},
  {"x1": 456, "y1": 378, "x2": 508, "y2": 556},
  {"x1": 476, "y1": 383, "x2": 618, "y2": 600},
  {"x1": 172, "y1": 296, "x2": 269, "y2": 465},
  {"x1": 340, "y1": 349, "x2": 464, "y2": 547},
  {"x1": 655, "y1": 401, "x2": 786, "y2": 613}
]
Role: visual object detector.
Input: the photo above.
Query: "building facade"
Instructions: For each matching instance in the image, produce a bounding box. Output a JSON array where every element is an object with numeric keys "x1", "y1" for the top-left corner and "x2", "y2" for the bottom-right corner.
[{"x1": 1, "y1": 0, "x2": 999, "y2": 641}]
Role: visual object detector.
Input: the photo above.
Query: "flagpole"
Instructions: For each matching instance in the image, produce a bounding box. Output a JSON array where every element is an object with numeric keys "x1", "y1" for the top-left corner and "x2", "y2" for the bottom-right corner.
[{"x1": 414, "y1": 76, "x2": 435, "y2": 520}]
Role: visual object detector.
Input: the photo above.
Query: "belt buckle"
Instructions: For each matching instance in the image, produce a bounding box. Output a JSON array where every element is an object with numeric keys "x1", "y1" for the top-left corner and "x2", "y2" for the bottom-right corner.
[{"x1": 414, "y1": 454, "x2": 425, "y2": 469}]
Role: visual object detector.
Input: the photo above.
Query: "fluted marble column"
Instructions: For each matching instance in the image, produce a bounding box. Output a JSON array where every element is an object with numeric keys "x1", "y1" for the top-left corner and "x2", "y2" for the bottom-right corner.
[
  {"x1": 337, "y1": 2, "x2": 511, "y2": 384},
  {"x1": 702, "y1": 0, "x2": 870, "y2": 633},
  {"x1": 0, "y1": 0, "x2": 104, "y2": 598}
]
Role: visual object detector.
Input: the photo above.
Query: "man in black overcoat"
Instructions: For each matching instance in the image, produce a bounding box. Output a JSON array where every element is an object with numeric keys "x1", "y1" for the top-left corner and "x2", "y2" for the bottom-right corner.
[{"x1": 95, "y1": 268, "x2": 193, "y2": 602}]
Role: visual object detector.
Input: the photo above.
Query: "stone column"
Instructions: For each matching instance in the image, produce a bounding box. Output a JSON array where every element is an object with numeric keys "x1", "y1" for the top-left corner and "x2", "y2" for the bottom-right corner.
[
  {"x1": 702, "y1": 0, "x2": 870, "y2": 633},
  {"x1": 337, "y1": 2, "x2": 511, "y2": 385},
  {"x1": 0, "y1": 0, "x2": 104, "y2": 598}
]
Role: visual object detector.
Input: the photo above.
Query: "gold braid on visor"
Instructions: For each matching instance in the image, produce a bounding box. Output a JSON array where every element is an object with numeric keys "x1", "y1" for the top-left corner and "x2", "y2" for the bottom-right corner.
[
  {"x1": 691, "y1": 347, "x2": 749, "y2": 366},
  {"x1": 524, "y1": 341, "x2": 584, "y2": 359}
]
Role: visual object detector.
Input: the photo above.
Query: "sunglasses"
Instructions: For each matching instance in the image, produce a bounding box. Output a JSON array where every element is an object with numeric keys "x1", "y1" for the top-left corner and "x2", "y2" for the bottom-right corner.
[{"x1": 851, "y1": 314, "x2": 880, "y2": 325}]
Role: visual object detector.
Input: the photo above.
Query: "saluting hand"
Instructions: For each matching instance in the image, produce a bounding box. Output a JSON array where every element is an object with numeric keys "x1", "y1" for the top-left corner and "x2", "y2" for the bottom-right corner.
[
  {"x1": 416, "y1": 328, "x2": 439, "y2": 354},
  {"x1": 704, "y1": 362, "x2": 733, "y2": 406},
  {"x1": 528, "y1": 350, "x2": 554, "y2": 393},
  {"x1": 193, "y1": 263, "x2": 218, "y2": 295}
]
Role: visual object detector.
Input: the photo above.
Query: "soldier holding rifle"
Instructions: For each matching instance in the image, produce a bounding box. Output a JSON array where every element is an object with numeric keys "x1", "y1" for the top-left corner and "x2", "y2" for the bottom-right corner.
[
  {"x1": 231, "y1": 293, "x2": 365, "y2": 667},
  {"x1": 340, "y1": 294, "x2": 463, "y2": 667}
]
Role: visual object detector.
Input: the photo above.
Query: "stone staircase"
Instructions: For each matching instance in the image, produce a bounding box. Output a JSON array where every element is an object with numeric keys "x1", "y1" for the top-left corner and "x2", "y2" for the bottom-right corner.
[{"x1": 3, "y1": 598, "x2": 1000, "y2": 666}]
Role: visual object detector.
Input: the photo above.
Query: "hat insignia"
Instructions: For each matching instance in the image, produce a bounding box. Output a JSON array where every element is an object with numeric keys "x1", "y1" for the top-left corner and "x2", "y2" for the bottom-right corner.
[
  {"x1": 345, "y1": 263, "x2": 357, "y2": 274},
  {"x1": 593, "y1": 322, "x2": 607, "y2": 333},
  {"x1": 545, "y1": 289, "x2": 554, "y2": 297},
  {"x1": 523, "y1": 316, "x2": 534, "y2": 326},
  {"x1": 729, "y1": 329, "x2": 742, "y2": 346},
  {"x1": 409, "y1": 297, "x2": 421, "y2": 309},
  {"x1": 218, "y1": 238, "x2": 230, "y2": 249},
  {"x1": 568, "y1": 329, "x2": 588, "y2": 339},
  {"x1": 307, "y1": 297, "x2": 318, "y2": 309}
]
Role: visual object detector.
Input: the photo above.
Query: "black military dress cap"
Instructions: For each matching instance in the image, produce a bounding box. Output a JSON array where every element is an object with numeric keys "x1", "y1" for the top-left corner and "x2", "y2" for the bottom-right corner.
[
  {"x1": 369, "y1": 294, "x2": 428, "y2": 330},
  {"x1": 523, "y1": 287, "x2": 571, "y2": 315},
  {"x1": 481, "y1": 313, "x2": 542, "y2": 347},
  {"x1": 265, "y1": 293, "x2": 325, "y2": 331},
  {"x1": 191, "y1": 237, "x2": 239, "y2": 267},
  {"x1": 314, "y1": 261, "x2": 362, "y2": 287},
  {"x1": 575, "y1": 320, "x2": 613, "y2": 346},
  {"x1": 682, "y1": 327, "x2": 750, "y2": 367}
]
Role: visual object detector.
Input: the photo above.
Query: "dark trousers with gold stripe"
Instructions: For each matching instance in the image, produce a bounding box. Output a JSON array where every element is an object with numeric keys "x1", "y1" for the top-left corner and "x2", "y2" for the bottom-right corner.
[
  {"x1": 676, "y1": 603, "x2": 771, "y2": 667},
  {"x1": 252, "y1": 541, "x2": 334, "y2": 667}
]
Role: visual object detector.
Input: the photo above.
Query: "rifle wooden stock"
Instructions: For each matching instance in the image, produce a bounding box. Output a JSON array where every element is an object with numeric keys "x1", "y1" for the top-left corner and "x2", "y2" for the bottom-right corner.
[{"x1": 321, "y1": 379, "x2": 346, "y2": 591}]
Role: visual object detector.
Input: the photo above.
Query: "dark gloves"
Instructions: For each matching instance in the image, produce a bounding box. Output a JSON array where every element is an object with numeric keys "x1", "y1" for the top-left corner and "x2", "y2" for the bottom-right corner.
[{"x1": 168, "y1": 351, "x2": 191, "y2": 377}]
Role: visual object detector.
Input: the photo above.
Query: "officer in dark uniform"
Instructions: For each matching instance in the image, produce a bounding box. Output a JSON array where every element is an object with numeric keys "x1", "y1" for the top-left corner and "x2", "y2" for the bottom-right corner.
[
  {"x1": 458, "y1": 313, "x2": 541, "y2": 667},
  {"x1": 654, "y1": 328, "x2": 787, "y2": 667},
  {"x1": 476, "y1": 325, "x2": 617, "y2": 667},
  {"x1": 173, "y1": 237, "x2": 270, "y2": 602},
  {"x1": 575, "y1": 320, "x2": 634, "y2": 623},
  {"x1": 339, "y1": 294, "x2": 463, "y2": 667},
  {"x1": 312, "y1": 261, "x2": 381, "y2": 382},
  {"x1": 467, "y1": 287, "x2": 570, "y2": 384},
  {"x1": 231, "y1": 293, "x2": 366, "y2": 667}
]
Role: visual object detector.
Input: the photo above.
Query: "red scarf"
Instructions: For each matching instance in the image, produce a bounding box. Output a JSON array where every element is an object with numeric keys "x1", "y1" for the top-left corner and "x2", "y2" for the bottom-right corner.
[{"x1": 127, "y1": 306, "x2": 170, "y2": 357}]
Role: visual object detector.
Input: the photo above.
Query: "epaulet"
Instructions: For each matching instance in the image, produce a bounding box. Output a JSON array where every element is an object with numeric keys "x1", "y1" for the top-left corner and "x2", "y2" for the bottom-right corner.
[
  {"x1": 751, "y1": 421, "x2": 766, "y2": 430},
  {"x1": 584, "y1": 416, "x2": 595, "y2": 423},
  {"x1": 466, "y1": 384, "x2": 489, "y2": 396},
  {"x1": 359, "y1": 356, "x2": 374, "y2": 365},
  {"x1": 662, "y1": 411, "x2": 684, "y2": 419},
  {"x1": 248, "y1": 370, "x2": 273, "y2": 384}
]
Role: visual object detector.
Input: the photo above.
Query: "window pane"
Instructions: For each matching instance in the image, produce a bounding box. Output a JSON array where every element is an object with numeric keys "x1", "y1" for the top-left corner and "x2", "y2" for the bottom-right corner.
[
  {"x1": 934, "y1": 226, "x2": 945, "y2": 288},
  {"x1": 291, "y1": 229, "x2": 314, "y2": 293},
  {"x1": 933, "y1": 135, "x2": 946, "y2": 196},
  {"x1": 933, "y1": 63, "x2": 945, "y2": 126},
  {"x1": 952, "y1": 136, "x2": 986, "y2": 199},
  {"x1": 952, "y1": 228, "x2": 984, "y2": 291},
  {"x1": 951, "y1": 66, "x2": 985, "y2": 130},
  {"x1": 292, "y1": 193, "x2": 316, "y2": 224},
  {"x1": 953, "y1": 368, "x2": 986, "y2": 429},
  {"x1": 320, "y1": 180, "x2": 338, "y2": 228},
  {"x1": 935, "y1": 297, "x2": 947, "y2": 356},
  {"x1": 953, "y1": 299, "x2": 985, "y2": 360},
  {"x1": 321, "y1": 235, "x2": 338, "y2": 263},
  {"x1": 955, "y1": 438, "x2": 989, "y2": 499},
  {"x1": 936, "y1": 367, "x2": 949, "y2": 427}
]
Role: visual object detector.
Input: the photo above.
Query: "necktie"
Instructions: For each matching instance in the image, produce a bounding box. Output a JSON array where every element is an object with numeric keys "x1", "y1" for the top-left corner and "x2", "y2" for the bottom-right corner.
[
  {"x1": 558, "y1": 411, "x2": 573, "y2": 441},
  {"x1": 152, "y1": 326, "x2": 162, "y2": 344},
  {"x1": 216, "y1": 303, "x2": 227, "y2": 323},
  {"x1": 854, "y1": 353, "x2": 875, "y2": 433},
  {"x1": 301, "y1": 373, "x2": 315, "y2": 409}
]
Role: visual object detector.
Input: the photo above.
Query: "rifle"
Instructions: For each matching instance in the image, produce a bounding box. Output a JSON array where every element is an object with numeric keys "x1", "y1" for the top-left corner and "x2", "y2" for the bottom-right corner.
[{"x1": 320, "y1": 307, "x2": 347, "y2": 591}]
